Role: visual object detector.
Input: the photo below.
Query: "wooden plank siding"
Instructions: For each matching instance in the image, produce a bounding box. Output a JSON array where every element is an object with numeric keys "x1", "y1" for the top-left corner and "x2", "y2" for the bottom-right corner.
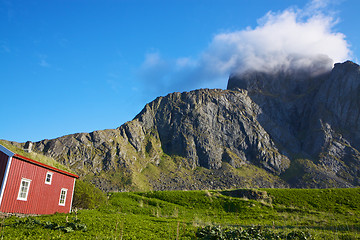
[{"x1": 0, "y1": 151, "x2": 77, "y2": 215}]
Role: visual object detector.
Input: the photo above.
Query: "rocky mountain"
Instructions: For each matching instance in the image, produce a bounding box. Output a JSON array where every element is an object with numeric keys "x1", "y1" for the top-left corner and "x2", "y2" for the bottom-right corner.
[
  {"x1": 4, "y1": 61, "x2": 360, "y2": 191},
  {"x1": 227, "y1": 61, "x2": 360, "y2": 187}
]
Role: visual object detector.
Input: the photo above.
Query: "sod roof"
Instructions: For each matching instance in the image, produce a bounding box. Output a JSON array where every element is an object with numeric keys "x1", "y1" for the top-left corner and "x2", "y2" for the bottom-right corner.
[{"x1": 0, "y1": 140, "x2": 77, "y2": 177}]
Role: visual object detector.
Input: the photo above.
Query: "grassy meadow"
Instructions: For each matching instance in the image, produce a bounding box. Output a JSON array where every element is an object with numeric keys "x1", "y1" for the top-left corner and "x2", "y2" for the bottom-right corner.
[{"x1": 0, "y1": 188, "x2": 359, "y2": 239}]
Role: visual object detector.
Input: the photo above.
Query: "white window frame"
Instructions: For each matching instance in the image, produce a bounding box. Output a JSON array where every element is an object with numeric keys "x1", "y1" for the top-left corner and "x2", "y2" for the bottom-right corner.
[
  {"x1": 59, "y1": 188, "x2": 68, "y2": 206},
  {"x1": 45, "y1": 172, "x2": 53, "y2": 185},
  {"x1": 17, "y1": 178, "x2": 31, "y2": 201}
]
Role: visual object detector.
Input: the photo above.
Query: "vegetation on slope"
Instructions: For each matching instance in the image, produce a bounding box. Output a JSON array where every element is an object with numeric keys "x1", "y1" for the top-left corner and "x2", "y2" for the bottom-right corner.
[
  {"x1": 0, "y1": 188, "x2": 359, "y2": 239},
  {"x1": 0, "y1": 140, "x2": 73, "y2": 173}
]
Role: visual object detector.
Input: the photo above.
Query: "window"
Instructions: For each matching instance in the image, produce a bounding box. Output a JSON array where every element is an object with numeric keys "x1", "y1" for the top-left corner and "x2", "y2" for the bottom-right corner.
[
  {"x1": 59, "y1": 188, "x2": 68, "y2": 206},
  {"x1": 17, "y1": 178, "x2": 31, "y2": 201},
  {"x1": 45, "y1": 172, "x2": 53, "y2": 185}
]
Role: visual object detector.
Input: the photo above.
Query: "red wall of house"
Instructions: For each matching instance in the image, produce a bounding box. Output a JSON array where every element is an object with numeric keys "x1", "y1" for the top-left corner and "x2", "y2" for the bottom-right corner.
[
  {"x1": 0, "y1": 151, "x2": 9, "y2": 190},
  {"x1": 0, "y1": 156, "x2": 76, "y2": 214}
]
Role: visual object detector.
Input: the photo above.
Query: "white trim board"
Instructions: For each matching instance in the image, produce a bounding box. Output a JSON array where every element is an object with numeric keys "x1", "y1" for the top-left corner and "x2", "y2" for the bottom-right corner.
[
  {"x1": 0, "y1": 144, "x2": 15, "y2": 157},
  {"x1": 0, "y1": 156, "x2": 13, "y2": 207}
]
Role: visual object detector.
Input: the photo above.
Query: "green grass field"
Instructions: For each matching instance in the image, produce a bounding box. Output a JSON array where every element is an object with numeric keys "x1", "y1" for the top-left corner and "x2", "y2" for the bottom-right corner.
[{"x1": 1, "y1": 188, "x2": 359, "y2": 239}]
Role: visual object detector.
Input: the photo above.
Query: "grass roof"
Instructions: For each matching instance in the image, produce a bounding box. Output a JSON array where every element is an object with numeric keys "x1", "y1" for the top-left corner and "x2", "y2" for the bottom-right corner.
[{"x1": 0, "y1": 140, "x2": 74, "y2": 174}]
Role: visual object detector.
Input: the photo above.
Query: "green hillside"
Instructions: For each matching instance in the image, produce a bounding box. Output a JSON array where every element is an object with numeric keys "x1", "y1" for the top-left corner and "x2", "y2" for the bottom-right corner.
[{"x1": 1, "y1": 188, "x2": 359, "y2": 239}]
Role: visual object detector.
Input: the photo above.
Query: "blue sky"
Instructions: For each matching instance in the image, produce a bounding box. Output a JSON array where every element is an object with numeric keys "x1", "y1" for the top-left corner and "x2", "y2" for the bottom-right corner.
[{"x1": 1, "y1": 0, "x2": 359, "y2": 142}]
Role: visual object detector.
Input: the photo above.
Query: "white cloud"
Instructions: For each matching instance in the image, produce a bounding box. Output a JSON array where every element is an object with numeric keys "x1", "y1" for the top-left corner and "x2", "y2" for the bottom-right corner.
[
  {"x1": 39, "y1": 59, "x2": 50, "y2": 68},
  {"x1": 209, "y1": 8, "x2": 350, "y2": 75},
  {"x1": 138, "y1": 0, "x2": 352, "y2": 95},
  {"x1": 38, "y1": 54, "x2": 51, "y2": 68},
  {"x1": 139, "y1": 52, "x2": 171, "y2": 89},
  {"x1": 175, "y1": 57, "x2": 196, "y2": 69},
  {"x1": 1, "y1": 45, "x2": 10, "y2": 53},
  {"x1": 142, "y1": 52, "x2": 163, "y2": 67}
]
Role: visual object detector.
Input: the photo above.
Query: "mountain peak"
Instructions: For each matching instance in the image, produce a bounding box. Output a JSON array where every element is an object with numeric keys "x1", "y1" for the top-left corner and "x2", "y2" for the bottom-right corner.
[
  {"x1": 4, "y1": 61, "x2": 360, "y2": 191},
  {"x1": 335, "y1": 60, "x2": 359, "y2": 68}
]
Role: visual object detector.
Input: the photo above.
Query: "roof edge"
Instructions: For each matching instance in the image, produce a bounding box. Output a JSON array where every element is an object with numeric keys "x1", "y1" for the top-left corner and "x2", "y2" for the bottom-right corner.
[
  {"x1": 0, "y1": 144, "x2": 15, "y2": 158},
  {"x1": 13, "y1": 154, "x2": 79, "y2": 179}
]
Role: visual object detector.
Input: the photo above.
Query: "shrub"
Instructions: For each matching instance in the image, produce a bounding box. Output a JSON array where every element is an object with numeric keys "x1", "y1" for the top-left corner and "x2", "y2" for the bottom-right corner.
[
  {"x1": 196, "y1": 225, "x2": 312, "y2": 240},
  {"x1": 196, "y1": 225, "x2": 282, "y2": 239},
  {"x1": 72, "y1": 180, "x2": 107, "y2": 209}
]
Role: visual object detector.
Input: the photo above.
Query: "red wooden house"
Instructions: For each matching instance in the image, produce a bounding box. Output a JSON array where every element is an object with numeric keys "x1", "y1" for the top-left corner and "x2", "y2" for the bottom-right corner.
[{"x1": 0, "y1": 144, "x2": 78, "y2": 215}]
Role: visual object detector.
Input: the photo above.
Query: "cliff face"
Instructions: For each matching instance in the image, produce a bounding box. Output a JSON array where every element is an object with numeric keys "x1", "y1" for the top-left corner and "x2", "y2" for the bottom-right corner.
[
  {"x1": 135, "y1": 89, "x2": 290, "y2": 173},
  {"x1": 6, "y1": 61, "x2": 360, "y2": 191},
  {"x1": 228, "y1": 61, "x2": 360, "y2": 187},
  {"x1": 305, "y1": 61, "x2": 360, "y2": 186}
]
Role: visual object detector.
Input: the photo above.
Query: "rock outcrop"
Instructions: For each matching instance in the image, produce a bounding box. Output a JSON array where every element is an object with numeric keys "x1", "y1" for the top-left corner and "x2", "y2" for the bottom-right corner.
[{"x1": 135, "y1": 89, "x2": 290, "y2": 173}]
